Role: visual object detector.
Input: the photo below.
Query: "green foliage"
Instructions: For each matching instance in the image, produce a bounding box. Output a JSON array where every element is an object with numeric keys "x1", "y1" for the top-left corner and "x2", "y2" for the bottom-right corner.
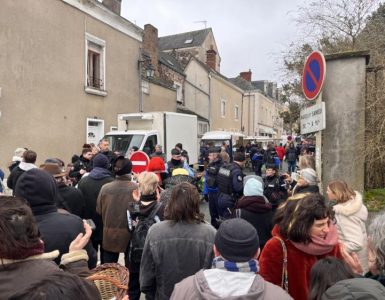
[{"x1": 364, "y1": 189, "x2": 385, "y2": 212}]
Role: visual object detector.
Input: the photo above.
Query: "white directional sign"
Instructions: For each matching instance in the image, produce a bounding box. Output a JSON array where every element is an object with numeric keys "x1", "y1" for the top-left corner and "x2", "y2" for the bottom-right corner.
[{"x1": 300, "y1": 102, "x2": 326, "y2": 134}]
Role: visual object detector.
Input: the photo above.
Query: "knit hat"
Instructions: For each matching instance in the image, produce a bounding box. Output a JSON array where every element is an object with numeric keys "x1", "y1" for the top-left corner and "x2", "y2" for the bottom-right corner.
[
  {"x1": 299, "y1": 168, "x2": 318, "y2": 185},
  {"x1": 40, "y1": 163, "x2": 66, "y2": 178},
  {"x1": 243, "y1": 175, "x2": 263, "y2": 186},
  {"x1": 243, "y1": 178, "x2": 264, "y2": 197},
  {"x1": 172, "y1": 168, "x2": 189, "y2": 176},
  {"x1": 215, "y1": 218, "x2": 260, "y2": 262},
  {"x1": 171, "y1": 148, "x2": 181, "y2": 156},
  {"x1": 14, "y1": 169, "x2": 58, "y2": 215},
  {"x1": 321, "y1": 278, "x2": 385, "y2": 300},
  {"x1": 93, "y1": 153, "x2": 109, "y2": 169},
  {"x1": 147, "y1": 157, "x2": 165, "y2": 172}
]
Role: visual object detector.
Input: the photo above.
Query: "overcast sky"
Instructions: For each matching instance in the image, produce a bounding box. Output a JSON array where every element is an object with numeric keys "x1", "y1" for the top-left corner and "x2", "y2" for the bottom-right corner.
[{"x1": 121, "y1": 0, "x2": 307, "y2": 85}]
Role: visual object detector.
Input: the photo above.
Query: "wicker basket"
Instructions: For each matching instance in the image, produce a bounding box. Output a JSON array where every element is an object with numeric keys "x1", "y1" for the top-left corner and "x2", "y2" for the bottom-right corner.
[{"x1": 87, "y1": 263, "x2": 129, "y2": 300}]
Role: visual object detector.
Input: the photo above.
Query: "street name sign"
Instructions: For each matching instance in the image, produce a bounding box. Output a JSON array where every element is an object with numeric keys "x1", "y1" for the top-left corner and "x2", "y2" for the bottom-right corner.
[
  {"x1": 302, "y1": 51, "x2": 326, "y2": 101},
  {"x1": 300, "y1": 102, "x2": 326, "y2": 134}
]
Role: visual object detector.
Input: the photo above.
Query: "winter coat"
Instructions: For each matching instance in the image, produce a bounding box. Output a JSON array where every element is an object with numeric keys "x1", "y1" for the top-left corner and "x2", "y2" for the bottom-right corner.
[
  {"x1": 275, "y1": 146, "x2": 286, "y2": 160},
  {"x1": 7, "y1": 162, "x2": 36, "y2": 191},
  {"x1": 35, "y1": 211, "x2": 97, "y2": 269},
  {"x1": 170, "y1": 269, "x2": 293, "y2": 300},
  {"x1": 96, "y1": 175, "x2": 138, "y2": 253},
  {"x1": 234, "y1": 195, "x2": 273, "y2": 249},
  {"x1": 57, "y1": 183, "x2": 86, "y2": 218},
  {"x1": 285, "y1": 147, "x2": 297, "y2": 162},
  {"x1": 140, "y1": 220, "x2": 216, "y2": 300},
  {"x1": 292, "y1": 184, "x2": 320, "y2": 195},
  {"x1": 78, "y1": 172, "x2": 114, "y2": 242},
  {"x1": 69, "y1": 155, "x2": 93, "y2": 182},
  {"x1": 0, "y1": 250, "x2": 100, "y2": 300},
  {"x1": 333, "y1": 191, "x2": 368, "y2": 273},
  {"x1": 259, "y1": 225, "x2": 342, "y2": 300}
]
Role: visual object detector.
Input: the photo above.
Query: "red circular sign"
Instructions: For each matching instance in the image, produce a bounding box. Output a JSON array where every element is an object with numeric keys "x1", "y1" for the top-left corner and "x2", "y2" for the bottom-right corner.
[
  {"x1": 302, "y1": 51, "x2": 326, "y2": 101},
  {"x1": 130, "y1": 151, "x2": 150, "y2": 173}
]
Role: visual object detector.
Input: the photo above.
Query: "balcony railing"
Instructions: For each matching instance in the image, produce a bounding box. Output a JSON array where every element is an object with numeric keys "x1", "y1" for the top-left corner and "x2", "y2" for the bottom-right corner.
[{"x1": 88, "y1": 76, "x2": 103, "y2": 89}]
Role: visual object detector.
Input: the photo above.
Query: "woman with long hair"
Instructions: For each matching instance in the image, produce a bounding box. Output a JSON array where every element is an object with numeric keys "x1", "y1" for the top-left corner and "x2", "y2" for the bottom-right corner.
[
  {"x1": 140, "y1": 182, "x2": 216, "y2": 300},
  {"x1": 259, "y1": 193, "x2": 342, "y2": 300},
  {"x1": 327, "y1": 180, "x2": 368, "y2": 273}
]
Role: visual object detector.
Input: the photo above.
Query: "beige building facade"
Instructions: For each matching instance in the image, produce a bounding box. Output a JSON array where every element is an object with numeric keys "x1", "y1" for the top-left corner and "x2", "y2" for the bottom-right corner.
[{"x1": 0, "y1": 0, "x2": 142, "y2": 169}]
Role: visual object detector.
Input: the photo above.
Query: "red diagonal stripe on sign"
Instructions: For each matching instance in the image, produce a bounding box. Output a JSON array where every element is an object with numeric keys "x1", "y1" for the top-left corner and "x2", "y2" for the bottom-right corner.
[{"x1": 305, "y1": 60, "x2": 320, "y2": 87}]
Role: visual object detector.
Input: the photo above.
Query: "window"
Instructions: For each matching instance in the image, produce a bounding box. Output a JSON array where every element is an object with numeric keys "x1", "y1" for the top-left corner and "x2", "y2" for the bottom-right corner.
[
  {"x1": 184, "y1": 38, "x2": 193, "y2": 44},
  {"x1": 174, "y1": 82, "x2": 183, "y2": 104},
  {"x1": 221, "y1": 99, "x2": 226, "y2": 117},
  {"x1": 234, "y1": 105, "x2": 239, "y2": 120},
  {"x1": 85, "y1": 33, "x2": 106, "y2": 96},
  {"x1": 198, "y1": 121, "x2": 208, "y2": 135},
  {"x1": 143, "y1": 135, "x2": 157, "y2": 155}
]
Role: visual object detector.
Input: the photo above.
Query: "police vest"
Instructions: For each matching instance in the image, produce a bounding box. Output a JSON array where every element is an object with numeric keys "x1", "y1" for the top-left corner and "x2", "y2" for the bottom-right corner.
[
  {"x1": 206, "y1": 161, "x2": 222, "y2": 188},
  {"x1": 217, "y1": 163, "x2": 239, "y2": 195}
]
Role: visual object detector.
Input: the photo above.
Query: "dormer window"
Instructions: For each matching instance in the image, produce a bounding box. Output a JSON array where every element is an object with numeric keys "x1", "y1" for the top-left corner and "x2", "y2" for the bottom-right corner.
[{"x1": 184, "y1": 38, "x2": 193, "y2": 44}]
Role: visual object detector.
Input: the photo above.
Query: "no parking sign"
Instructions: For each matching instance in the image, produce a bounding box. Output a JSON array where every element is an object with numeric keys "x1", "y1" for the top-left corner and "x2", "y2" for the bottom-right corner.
[{"x1": 302, "y1": 51, "x2": 326, "y2": 101}]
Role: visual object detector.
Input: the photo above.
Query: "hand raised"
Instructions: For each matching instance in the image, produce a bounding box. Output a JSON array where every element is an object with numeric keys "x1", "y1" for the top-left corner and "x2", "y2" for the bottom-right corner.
[{"x1": 69, "y1": 220, "x2": 92, "y2": 252}]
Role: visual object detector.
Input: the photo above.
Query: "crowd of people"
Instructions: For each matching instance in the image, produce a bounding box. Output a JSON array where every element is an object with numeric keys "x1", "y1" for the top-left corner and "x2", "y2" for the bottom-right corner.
[{"x1": 1, "y1": 138, "x2": 385, "y2": 300}]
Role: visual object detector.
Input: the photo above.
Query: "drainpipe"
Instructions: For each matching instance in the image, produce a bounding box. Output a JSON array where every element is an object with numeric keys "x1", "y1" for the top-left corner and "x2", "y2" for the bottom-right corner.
[
  {"x1": 241, "y1": 93, "x2": 244, "y2": 133},
  {"x1": 138, "y1": 49, "x2": 143, "y2": 112},
  {"x1": 208, "y1": 72, "x2": 212, "y2": 130}
]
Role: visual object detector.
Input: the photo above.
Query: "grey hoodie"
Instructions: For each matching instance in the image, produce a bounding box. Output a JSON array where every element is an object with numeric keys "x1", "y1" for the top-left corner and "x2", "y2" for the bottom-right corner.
[{"x1": 171, "y1": 269, "x2": 293, "y2": 300}]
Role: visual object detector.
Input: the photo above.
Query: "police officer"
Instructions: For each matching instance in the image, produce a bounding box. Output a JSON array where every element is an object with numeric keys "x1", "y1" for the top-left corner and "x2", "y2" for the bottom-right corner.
[
  {"x1": 203, "y1": 146, "x2": 223, "y2": 228},
  {"x1": 216, "y1": 152, "x2": 246, "y2": 220}
]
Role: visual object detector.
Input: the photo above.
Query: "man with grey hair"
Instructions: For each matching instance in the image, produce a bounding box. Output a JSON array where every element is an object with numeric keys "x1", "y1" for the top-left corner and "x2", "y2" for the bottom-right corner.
[{"x1": 151, "y1": 144, "x2": 166, "y2": 162}]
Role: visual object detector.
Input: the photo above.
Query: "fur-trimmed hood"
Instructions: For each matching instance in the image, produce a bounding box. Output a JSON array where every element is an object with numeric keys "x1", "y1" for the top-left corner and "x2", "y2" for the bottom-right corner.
[
  {"x1": 333, "y1": 191, "x2": 367, "y2": 219},
  {"x1": 0, "y1": 250, "x2": 59, "y2": 266}
]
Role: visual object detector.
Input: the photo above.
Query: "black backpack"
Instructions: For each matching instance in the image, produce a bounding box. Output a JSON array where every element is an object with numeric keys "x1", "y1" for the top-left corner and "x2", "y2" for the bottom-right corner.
[{"x1": 129, "y1": 203, "x2": 161, "y2": 264}]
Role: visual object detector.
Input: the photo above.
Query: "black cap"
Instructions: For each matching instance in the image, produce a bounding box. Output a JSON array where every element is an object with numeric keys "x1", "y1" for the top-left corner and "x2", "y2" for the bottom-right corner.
[
  {"x1": 215, "y1": 219, "x2": 259, "y2": 262},
  {"x1": 208, "y1": 147, "x2": 221, "y2": 154},
  {"x1": 171, "y1": 148, "x2": 181, "y2": 156}
]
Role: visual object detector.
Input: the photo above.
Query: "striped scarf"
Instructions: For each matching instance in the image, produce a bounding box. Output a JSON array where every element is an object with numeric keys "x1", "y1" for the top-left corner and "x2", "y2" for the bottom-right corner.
[{"x1": 212, "y1": 256, "x2": 259, "y2": 273}]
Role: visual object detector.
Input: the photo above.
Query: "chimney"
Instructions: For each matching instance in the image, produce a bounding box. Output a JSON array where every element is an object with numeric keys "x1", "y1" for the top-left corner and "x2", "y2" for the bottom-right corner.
[
  {"x1": 143, "y1": 24, "x2": 159, "y2": 76},
  {"x1": 102, "y1": 0, "x2": 122, "y2": 15},
  {"x1": 240, "y1": 70, "x2": 252, "y2": 82},
  {"x1": 206, "y1": 45, "x2": 217, "y2": 70}
]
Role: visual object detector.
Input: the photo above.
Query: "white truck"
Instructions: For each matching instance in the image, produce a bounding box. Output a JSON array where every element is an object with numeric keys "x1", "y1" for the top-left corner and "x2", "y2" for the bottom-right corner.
[{"x1": 104, "y1": 112, "x2": 198, "y2": 164}]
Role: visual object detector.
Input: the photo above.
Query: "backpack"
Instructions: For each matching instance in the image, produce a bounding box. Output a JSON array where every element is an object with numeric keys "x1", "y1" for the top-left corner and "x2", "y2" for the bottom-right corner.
[
  {"x1": 286, "y1": 149, "x2": 297, "y2": 162},
  {"x1": 129, "y1": 202, "x2": 161, "y2": 264}
]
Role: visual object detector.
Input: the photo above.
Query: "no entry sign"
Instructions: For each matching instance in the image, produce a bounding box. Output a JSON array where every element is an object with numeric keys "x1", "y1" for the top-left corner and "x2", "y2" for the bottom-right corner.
[
  {"x1": 302, "y1": 51, "x2": 326, "y2": 101},
  {"x1": 130, "y1": 151, "x2": 150, "y2": 173}
]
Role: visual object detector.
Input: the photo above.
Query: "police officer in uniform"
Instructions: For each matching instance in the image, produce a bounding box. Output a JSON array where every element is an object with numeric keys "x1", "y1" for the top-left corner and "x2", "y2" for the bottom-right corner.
[
  {"x1": 216, "y1": 152, "x2": 246, "y2": 220},
  {"x1": 203, "y1": 146, "x2": 223, "y2": 228}
]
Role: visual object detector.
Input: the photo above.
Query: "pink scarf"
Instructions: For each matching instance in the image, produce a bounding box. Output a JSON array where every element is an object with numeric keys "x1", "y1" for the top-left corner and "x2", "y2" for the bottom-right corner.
[{"x1": 292, "y1": 223, "x2": 338, "y2": 255}]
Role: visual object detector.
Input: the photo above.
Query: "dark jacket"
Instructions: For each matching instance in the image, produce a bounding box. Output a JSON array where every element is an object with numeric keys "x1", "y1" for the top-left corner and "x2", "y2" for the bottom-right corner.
[
  {"x1": 140, "y1": 221, "x2": 216, "y2": 300},
  {"x1": 234, "y1": 195, "x2": 273, "y2": 249},
  {"x1": 96, "y1": 175, "x2": 138, "y2": 253},
  {"x1": 77, "y1": 171, "x2": 114, "y2": 242},
  {"x1": 263, "y1": 175, "x2": 288, "y2": 207},
  {"x1": 7, "y1": 166, "x2": 25, "y2": 191},
  {"x1": 285, "y1": 147, "x2": 297, "y2": 162},
  {"x1": 57, "y1": 183, "x2": 86, "y2": 218},
  {"x1": 0, "y1": 250, "x2": 100, "y2": 300},
  {"x1": 69, "y1": 155, "x2": 93, "y2": 182}
]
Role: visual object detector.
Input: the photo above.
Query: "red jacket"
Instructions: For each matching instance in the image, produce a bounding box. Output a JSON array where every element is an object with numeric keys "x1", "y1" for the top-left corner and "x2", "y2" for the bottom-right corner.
[
  {"x1": 259, "y1": 225, "x2": 342, "y2": 300},
  {"x1": 275, "y1": 146, "x2": 286, "y2": 160}
]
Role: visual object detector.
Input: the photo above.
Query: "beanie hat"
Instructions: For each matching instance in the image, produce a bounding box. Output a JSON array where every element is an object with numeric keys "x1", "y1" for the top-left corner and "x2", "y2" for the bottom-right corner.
[
  {"x1": 243, "y1": 178, "x2": 264, "y2": 197},
  {"x1": 14, "y1": 169, "x2": 58, "y2": 215},
  {"x1": 93, "y1": 153, "x2": 109, "y2": 169},
  {"x1": 114, "y1": 158, "x2": 133, "y2": 176},
  {"x1": 147, "y1": 157, "x2": 165, "y2": 172},
  {"x1": 171, "y1": 148, "x2": 181, "y2": 156},
  {"x1": 299, "y1": 168, "x2": 318, "y2": 185},
  {"x1": 243, "y1": 175, "x2": 263, "y2": 186},
  {"x1": 215, "y1": 218, "x2": 260, "y2": 262},
  {"x1": 321, "y1": 278, "x2": 385, "y2": 300},
  {"x1": 172, "y1": 168, "x2": 189, "y2": 176}
]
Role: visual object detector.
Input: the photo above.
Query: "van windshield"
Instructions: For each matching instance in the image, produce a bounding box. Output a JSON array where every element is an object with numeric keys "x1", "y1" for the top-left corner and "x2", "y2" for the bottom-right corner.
[{"x1": 105, "y1": 134, "x2": 144, "y2": 155}]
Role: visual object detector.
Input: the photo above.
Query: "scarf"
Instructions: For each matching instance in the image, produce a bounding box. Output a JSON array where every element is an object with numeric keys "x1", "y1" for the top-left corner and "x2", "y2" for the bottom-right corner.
[
  {"x1": 291, "y1": 222, "x2": 338, "y2": 255},
  {"x1": 89, "y1": 167, "x2": 111, "y2": 180},
  {"x1": 235, "y1": 196, "x2": 272, "y2": 213},
  {"x1": 1, "y1": 239, "x2": 44, "y2": 260},
  {"x1": 212, "y1": 256, "x2": 259, "y2": 273}
]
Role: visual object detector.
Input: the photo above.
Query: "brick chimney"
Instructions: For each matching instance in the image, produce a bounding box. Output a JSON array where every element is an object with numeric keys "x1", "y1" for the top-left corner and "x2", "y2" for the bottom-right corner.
[
  {"x1": 102, "y1": 0, "x2": 122, "y2": 15},
  {"x1": 143, "y1": 24, "x2": 159, "y2": 76},
  {"x1": 240, "y1": 70, "x2": 252, "y2": 82},
  {"x1": 206, "y1": 45, "x2": 217, "y2": 70}
]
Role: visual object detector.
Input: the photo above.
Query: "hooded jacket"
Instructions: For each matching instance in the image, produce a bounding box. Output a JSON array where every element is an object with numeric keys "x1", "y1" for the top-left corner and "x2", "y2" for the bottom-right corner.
[
  {"x1": 14, "y1": 169, "x2": 97, "y2": 268},
  {"x1": 333, "y1": 191, "x2": 368, "y2": 273},
  {"x1": 0, "y1": 250, "x2": 100, "y2": 300},
  {"x1": 6, "y1": 161, "x2": 37, "y2": 192},
  {"x1": 170, "y1": 269, "x2": 293, "y2": 300}
]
